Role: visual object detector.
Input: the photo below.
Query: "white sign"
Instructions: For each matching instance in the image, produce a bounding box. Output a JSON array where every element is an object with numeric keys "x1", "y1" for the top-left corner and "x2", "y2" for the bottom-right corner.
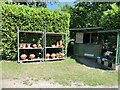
[{"x1": 76, "y1": 32, "x2": 83, "y2": 43}]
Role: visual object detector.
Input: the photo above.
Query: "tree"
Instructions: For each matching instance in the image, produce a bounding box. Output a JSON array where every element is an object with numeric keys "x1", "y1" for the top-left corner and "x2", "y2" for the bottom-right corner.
[
  {"x1": 4, "y1": 0, "x2": 58, "y2": 8},
  {"x1": 100, "y1": 3, "x2": 120, "y2": 29},
  {"x1": 60, "y1": 1, "x2": 120, "y2": 39},
  {"x1": 61, "y1": 2, "x2": 115, "y2": 28},
  {"x1": 26, "y1": 1, "x2": 47, "y2": 8}
]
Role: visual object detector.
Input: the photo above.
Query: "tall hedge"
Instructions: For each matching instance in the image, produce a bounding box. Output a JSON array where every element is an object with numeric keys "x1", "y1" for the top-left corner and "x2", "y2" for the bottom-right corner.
[{"x1": 1, "y1": 4, "x2": 70, "y2": 60}]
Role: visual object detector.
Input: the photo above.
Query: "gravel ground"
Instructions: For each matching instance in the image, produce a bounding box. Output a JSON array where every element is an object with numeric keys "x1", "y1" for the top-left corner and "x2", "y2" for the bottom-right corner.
[{"x1": 2, "y1": 79, "x2": 118, "y2": 88}]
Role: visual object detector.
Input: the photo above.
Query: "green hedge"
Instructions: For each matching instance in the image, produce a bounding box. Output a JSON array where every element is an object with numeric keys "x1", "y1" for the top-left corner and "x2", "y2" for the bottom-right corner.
[{"x1": 1, "y1": 4, "x2": 70, "y2": 60}]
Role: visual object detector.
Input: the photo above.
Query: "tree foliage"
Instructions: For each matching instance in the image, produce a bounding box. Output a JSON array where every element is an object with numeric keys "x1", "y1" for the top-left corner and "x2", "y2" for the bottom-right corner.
[
  {"x1": 5, "y1": 0, "x2": 47, "y2": 8},
  {"x1": 5, "y1": 0, "x2": 59, "y2": 8},
  {"x1": 61, "y1": 2, "x2": 120, "y2": 29},
  {"x1": 100, "y1": 3, "x2": 120, "y2": 29}
]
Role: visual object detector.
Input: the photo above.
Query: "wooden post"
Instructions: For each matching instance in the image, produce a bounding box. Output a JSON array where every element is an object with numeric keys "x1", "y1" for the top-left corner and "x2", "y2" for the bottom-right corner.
[
  {"x1": 90, "y1": 32, "x2": 92, "y2": 44},
  {"x1": 65, "y1": 33, "x2": 67, "y2": 58},
  {"x1": 44, "y1": 30, "x2": 46, "y2": 61},
  {"x1": 17, "y1": 27, "x2": 20, "y2": 63},
  {"x1": 116, "y1": 31, "x2": 120, "y2": 64}
]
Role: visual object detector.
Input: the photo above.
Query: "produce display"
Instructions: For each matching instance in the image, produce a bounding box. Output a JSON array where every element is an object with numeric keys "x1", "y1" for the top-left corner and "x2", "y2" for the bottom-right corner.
[
  {"x1": 19, "y1": 43, "x2": 42, "y2": 48},
  {"x1": 18, "y1": 31, "x2": 66, "y2": 62},
  {"x1": 20, "y1": 40, "x2": 65, "y2": 60}
]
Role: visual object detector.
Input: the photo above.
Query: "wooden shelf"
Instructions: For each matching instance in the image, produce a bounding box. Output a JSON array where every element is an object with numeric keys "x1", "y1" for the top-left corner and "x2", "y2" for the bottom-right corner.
[
  {"x1": 46, "y1": 47, "x2": 63, "y2": 49},
  {"x1": 19, "y1": 48, "x2": 44, "y2": 50},
  {"x1": 20, "y1": 58, "x2": 44, "y2": 62},
  {"x1": 46, "y1": 32, "x2": 65, "y2": 36},
  {"x1": 19, "y1": 31, "x2": 43, "y2": 34},
  {"x1": 45, "y1": 57, "x2": 66, "y2": 61}
]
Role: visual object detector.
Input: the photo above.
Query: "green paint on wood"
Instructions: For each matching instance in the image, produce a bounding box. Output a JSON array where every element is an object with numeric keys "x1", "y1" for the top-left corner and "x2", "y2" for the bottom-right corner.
[
  {"x1": 116, "y1": 31, "x2": 120, "y2": 64},
  {"x1": 74, "y1": 43, "x2": 102, "y2": 57}
]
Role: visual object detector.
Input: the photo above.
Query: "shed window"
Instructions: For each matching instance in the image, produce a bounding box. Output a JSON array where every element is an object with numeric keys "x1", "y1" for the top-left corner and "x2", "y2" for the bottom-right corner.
[
  {"x1": 83, "y1": 33, "x2": 98, "y2": 44},
  {"x1": 83, "y1": 33, "x2": 90, "y2": 43}
]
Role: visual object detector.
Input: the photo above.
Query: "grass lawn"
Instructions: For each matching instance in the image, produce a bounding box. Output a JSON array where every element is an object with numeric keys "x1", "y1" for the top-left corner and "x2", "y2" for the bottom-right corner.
[{"x1": 2, "y1": 57, "x2": 118, "y2": 86}]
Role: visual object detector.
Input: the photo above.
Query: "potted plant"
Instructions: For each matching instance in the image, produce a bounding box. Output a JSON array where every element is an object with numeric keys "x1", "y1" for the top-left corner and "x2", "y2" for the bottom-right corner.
[
  {"x1": 56, "y1": 41, "x2": 59, "y2": 48},
  {"x1": 29, "y1": 54, "x2": 35, "y2": 59},
  {"x1": 19, "y1": 43, "x2": 23, "y2": 48},
  {"x1": 46, "y1": 53, "x2": 50, "y2": 59},
  {"x1": 22, "y1": 43, "x2": 26, "y2": 48},
  {"x1": 56, "y1": 53, "x2": 59, "y2": 58},
  {"x1": 60, "y1": 52, "x2": 65, "y2": 58},
  {"x1": 38, "y1": 44, "x2": 42, "y2": 48},
  {"x1": 33, "y1": 44, "x2": 37, "y2": 48},
  {"x1": 51, "y1": 53, "x2": 56, "y2": 59},
  {"x1": 26, "y1": 43, "x2": 31, "y2": 48},
  {"x1": 59, "y1": 40, "x2": 63, "y2": 48},
  {"x1": 51, "y1": 43, "x2": 56, "y2": 48},
  {"x1": 20, "y1": 54, "x2": 27, "y2": 60}
]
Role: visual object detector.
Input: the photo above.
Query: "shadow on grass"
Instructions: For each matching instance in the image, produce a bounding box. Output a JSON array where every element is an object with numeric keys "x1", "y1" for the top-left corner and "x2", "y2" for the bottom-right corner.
[{"x1": 71, "y1": 55, "x2": 110, "y2": 70}]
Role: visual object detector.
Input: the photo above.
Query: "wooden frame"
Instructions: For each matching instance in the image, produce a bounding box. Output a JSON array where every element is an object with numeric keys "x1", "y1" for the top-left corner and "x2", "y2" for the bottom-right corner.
[{"x1": 17, "y1": 29, "x2": 67, "y2": 63}]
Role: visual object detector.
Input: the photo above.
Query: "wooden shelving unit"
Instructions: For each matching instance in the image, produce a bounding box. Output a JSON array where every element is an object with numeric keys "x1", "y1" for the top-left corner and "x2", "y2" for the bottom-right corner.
[
  {"x1": 18, "y1": 30, "x2": 44, "y2": 63},
  {"x1": 44, "y1": 30, "x2": 66, "y2": 61},
  {"x1": 17, "y1": 29, "x2": 67, "y2": 63}
]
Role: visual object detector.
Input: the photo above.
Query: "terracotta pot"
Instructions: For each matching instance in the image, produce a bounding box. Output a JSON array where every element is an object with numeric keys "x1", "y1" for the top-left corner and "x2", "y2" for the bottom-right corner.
[
  {"x1": 20, "y1": 54, "x2": 27, "y2": 60},
  {"x1": 59, "y1": 40, "x2": 63, "y2": 48},
  {"x1": 51, "y1": 53, "x2": 56, "y2": 59},
  {"x1": 33, "y1": 44, "x2": 37, "y2": 48},
  {"x1": 26, "y1": 43, "x2": 31, "y2": 48},
  {"x1": 60, "y1": 53, "x2": 65, "y2": 58},
  {"x1": 38, "y1": 44, "x2": 42, "y2": 48},
  {"x1": 56, "y1": 53, "x2": 59, "y2": 58},
  {"x1": 19, "y1": 43, "x2": 23, "y2": 48},
  {"x1": 59, "y1": 40, "x2": 62, "y2": 46},
  {"x1": 51, "y1": 44, "x2": 56, "y2": 48},
  {"x1": 22, "y1": 43, "x2": 26, "y2": 48},
  {"x1": 56, "y1": 41, "x2": 59, "y2": 47},
  {"x1": 46, "y1": 53, "x2": 50, "y2": 59},
  {"x1": 29, "y1": 54, "x2": 35, "y2": 59}
]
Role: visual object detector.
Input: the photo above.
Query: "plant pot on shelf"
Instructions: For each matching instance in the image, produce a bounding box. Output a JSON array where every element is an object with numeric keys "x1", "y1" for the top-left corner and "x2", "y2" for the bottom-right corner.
[
  {"x1": 29, "y1": 54, "x2": 35, "y2": 59},
  {"x1": 33, "y1": 44, "x2": 37, "y2": 48},
  {"x1": 22, "y1": 43, "x2": 26, "y2": 48},
  {"x1": 38, "y1": 44, "x2": 42, "y2": 48},
  {"x1": 51, "y1": 44, "x2": 56, "y2": 48},
  {"x1": 56, "y1": 53, "x2": 59, "y2": 58},
  {"x1": 60, "y1": 53, "x2": 65, "y2": 58},
  {"x1": 60, "y1": 40, "x2": 62, "y2": 45},
  {"x1": 46, "y1": 53, "x2": 50, "y2": 59},
  {"x1": 26, "y1": 43, "x2": 31, "y2": 48},
  {"x1": 51, "y1": 53, "x2": 56, "y2": 59},
  {"x1": 19, "y1": 43, "x2": 23, "y2": 48},
  {"x1": 59, "y1": 40, "x2": 63, "y2": 48},
  {"x1": 56, "y1": 41, "x2": 59, "y2": 48},
  {"x1": 20, "y1": 54, "x2": 27, "y2": 60}
]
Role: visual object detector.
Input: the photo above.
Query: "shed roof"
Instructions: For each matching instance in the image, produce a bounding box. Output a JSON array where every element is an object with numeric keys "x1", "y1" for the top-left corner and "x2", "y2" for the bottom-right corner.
[
  {"x1": 69, "y1": 27, "x2": 104, "y2": 32},
  {"x1": 98, "y1": 29, "x2": 120, "y2": 33}
]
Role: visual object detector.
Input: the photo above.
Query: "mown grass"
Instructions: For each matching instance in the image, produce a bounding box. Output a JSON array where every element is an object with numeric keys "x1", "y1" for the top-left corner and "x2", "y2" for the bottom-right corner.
[{"x1": 2, "y1": 57, "x2": 118, "y2": 86}]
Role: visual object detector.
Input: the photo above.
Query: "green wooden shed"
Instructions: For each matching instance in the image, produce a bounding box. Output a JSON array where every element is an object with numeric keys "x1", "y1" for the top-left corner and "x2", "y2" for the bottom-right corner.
[
  {"x1": 70, "y1": 27, "x2": 120, "y2": 70},
  {"x1": 98, "y1": 29, "x2": 120, "y2": 65}
]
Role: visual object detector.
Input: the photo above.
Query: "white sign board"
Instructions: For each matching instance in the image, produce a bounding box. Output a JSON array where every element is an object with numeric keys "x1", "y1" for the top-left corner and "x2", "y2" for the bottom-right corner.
[{"x1": 76, "y1": 32, "x2": 83, "y2": 43}]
